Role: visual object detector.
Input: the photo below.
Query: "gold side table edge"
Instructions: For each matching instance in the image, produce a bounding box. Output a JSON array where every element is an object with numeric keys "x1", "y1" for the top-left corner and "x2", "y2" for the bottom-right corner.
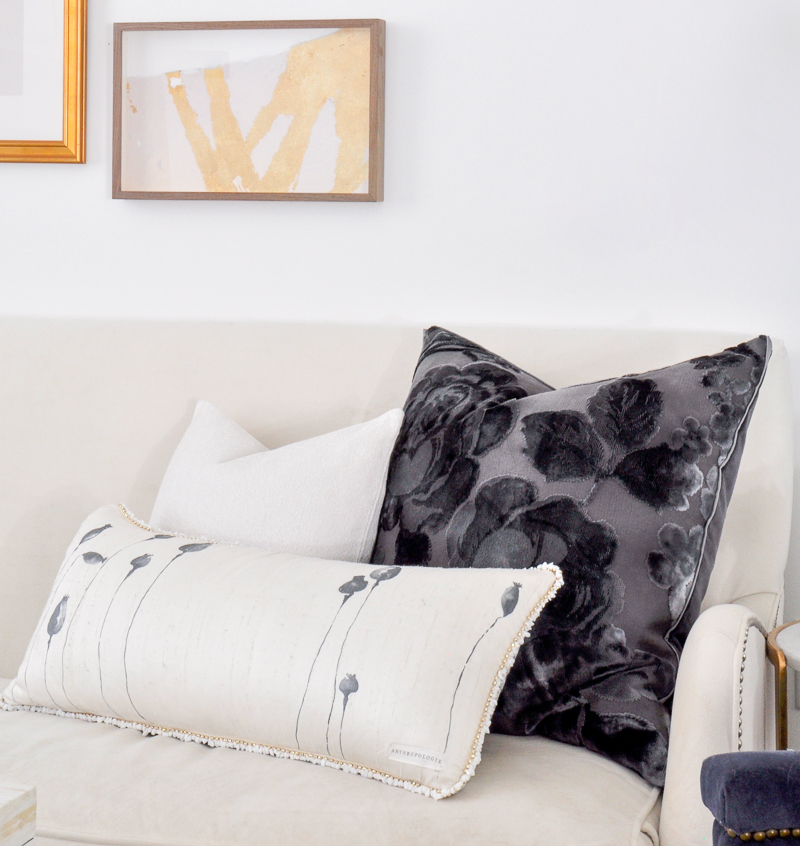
[{"x1": 766, "y1": 620, "x2": 795, "y2": 751}]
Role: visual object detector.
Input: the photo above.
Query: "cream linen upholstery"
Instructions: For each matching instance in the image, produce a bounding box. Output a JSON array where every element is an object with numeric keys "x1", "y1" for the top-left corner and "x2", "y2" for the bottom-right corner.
[
  {"x1": 0, "y1": 692, "x2": 660, "y2": 846},
  {"x1": 0, "y1": 320, "x2": 791, "y2": 845}
]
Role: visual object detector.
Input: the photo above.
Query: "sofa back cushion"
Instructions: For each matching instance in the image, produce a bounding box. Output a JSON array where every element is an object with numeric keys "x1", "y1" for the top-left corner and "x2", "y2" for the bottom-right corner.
[{"x1": 0, "y1": 319, "x2": 791, "y2": 681}]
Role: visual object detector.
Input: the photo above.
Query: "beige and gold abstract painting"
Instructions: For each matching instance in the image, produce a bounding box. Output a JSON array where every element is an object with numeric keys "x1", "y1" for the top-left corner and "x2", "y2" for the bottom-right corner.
[{"x1": 115, "y1": 22, "x2": 384, "y2": 200}]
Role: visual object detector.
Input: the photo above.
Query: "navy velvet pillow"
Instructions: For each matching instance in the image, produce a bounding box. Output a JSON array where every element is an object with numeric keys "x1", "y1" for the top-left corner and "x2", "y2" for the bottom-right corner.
[{"x1": 372, "y1": 327, "x2": 770, "y2": 786}]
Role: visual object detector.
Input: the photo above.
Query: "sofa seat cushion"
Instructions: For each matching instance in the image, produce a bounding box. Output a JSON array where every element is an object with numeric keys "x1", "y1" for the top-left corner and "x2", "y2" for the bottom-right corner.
[{"x1": 0, "y1": 699, "x2": 661, "y2": 846}]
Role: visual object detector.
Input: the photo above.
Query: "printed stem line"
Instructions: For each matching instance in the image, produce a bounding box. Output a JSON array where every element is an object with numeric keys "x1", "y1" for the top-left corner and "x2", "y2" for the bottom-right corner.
[
  {"x1": 295, "y1": 575, "x2": 368, "y2": 750},
  {"x1": 23, "y1": 524, "x2": 112, "y2": 699},
  {"x1": 42, "y1": 597, "x2": 69, "y2": 709},
  {"x1": 339, "y1": 713, "x2": 347, "y2": 760},
  {"x1": 443, "y1": 582, "x2": 521, "y2": 754},
  {"x1": 325, "y1": 586, "x2": 374, "y2": 755},
  {"x1": 47, "y1": 538, "x2": 148, "y2": 711},
  {"x1": 42, "y1": 641, "x2": 57, "y2": 708},
  {"x1": 324, "y1": 568, "x2": 399, "y2": 754},
  {"x1": 442, "y1": 615, "x2": 501, "y2": 753},
  {"x1": 294, "y1": 605, "x2": 345, "y2": 749},
  {"x1": 123, "y1": 544, "x2": 210, "y2": 721},
  {"x1": 97, "y1": 553, "x2": 153, "y2": 718},
  {"x1": 338, "y1": 675, "x2": 358, "y2": 760}
]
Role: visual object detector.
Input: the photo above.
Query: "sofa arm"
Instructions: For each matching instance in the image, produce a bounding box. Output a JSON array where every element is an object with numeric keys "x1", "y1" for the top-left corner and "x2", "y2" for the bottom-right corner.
[{"x1": 660, "y1": 604, "x2": 769, "y2": 846}]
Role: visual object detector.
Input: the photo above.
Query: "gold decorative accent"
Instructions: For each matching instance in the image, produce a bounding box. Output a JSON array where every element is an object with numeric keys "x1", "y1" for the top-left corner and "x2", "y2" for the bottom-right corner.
[
  {"x1": 117, "y1": 504, "x2": 155, "y2": 532},
  {"x1": 0, "y1": 0, "x2": 86, "y2": 163},
  {"x1": 166, "y1": 29, "x2": 371, "y2": 195},
  {"x1": 116, "y1": 504, "x2": 220, "y2": 545},
  {"x1": 0, "y1": 805, "x2": 36, "y2": 839},
  {"x1": 766, "y1": 620, "x2": 797, "y2": 750},
  {"x1": 112, "y1": 19, "x2": 385, "y2": 201}
]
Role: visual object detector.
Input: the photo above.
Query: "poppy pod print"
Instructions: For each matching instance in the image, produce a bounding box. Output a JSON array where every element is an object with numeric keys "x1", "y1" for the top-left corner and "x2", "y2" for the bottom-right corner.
[
  {"x1": 294, "y1": 574, "x2": 368, "y2": 749},
  {"x1": 2, "y1": 503, "x2": 563, "y2": 800},
  {"x1": 41, "y1": 595, "x2": 68, "y2": 705},
  {"x1": 337, "y1": 673, "x2": 359, "y2": 759},
  {"x1": 326, "y1": 566, "x2": 401, "y2": 755}
]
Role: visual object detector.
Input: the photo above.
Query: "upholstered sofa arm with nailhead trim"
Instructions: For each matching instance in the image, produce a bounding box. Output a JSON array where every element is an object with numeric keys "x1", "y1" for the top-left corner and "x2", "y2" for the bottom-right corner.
[
  {"x1": 660, "y1": 604, "x2": 771, "y2": 846},
  {"x1": 700, "y1": 750, "x2": 800, "y2": 844}
]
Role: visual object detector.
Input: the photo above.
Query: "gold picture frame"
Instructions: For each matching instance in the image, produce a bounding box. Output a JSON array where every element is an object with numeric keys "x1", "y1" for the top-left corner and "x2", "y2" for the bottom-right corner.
[
  {"x1": 112, "y1": 20, "x2": 385, "y2": 201},
  {"x1": 0, "y1": 0, "x2": 87, "y2": 163}
]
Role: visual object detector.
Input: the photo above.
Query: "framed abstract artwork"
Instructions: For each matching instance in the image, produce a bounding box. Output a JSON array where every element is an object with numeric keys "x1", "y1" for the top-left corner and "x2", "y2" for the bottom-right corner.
[
  {"x1": 112, "y1": 20, "x2": 385, "y2": 201},
  {"x1": 0, "y1": 0, "x2": 86, "y2": 163}
]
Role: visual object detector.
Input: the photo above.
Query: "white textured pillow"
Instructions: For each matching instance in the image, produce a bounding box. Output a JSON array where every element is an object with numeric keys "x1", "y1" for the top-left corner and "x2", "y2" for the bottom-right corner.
[
  {"x1": 2, "y1": 505, "x2": 562, "y2": 799},
  {"x1": 150, "y1": 402, "x2": 403, "y2": 562}
]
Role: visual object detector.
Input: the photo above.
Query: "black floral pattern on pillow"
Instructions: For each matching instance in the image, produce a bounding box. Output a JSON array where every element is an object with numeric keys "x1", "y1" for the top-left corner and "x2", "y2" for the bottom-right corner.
[
  {"x1": 372, "y1": 328, "x2": 770, "y2": 787},
  {"x1": 374, "y1": 328, "x2": 553, "y2": 567}
]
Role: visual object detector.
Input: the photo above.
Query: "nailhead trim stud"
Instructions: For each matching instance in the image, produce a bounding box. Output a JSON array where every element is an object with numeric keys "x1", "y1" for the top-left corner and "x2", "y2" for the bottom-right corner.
[
  {"x1": 737, "y1": 625, "x2": 751, "y2": 751},
  {"x1": 726, "y1": 829, "x2": 800, "y2": 840}
]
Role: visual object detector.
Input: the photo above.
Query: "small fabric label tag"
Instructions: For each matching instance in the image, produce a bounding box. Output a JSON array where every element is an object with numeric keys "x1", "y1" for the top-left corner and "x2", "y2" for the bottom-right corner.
[{"x1": 388, "y1": 744, "x2": 443, "y2": 771}]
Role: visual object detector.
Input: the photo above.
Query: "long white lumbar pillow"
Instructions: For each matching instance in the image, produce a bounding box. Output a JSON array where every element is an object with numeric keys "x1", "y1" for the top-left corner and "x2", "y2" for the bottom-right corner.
[{"x1": 1, "y1": 505, "x2": 562, "y2": 799}]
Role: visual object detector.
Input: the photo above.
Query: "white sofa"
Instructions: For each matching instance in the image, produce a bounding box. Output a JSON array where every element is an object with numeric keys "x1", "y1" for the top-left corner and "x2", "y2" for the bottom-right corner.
[{"x1": 0, "y1": 319, "x2": 792, "y2": 846}]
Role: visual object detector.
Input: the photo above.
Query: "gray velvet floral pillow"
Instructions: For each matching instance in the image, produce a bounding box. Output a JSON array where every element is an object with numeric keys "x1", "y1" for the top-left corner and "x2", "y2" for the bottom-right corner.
[{"x1": 371, "y1": 327, "x2": 770, "y2": 786}]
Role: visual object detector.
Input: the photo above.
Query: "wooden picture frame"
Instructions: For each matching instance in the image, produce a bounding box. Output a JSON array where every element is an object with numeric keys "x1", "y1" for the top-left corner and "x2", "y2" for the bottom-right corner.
[
  {"x1": 112, "y1": 20, "x2": 385, "y2": 201},
  {"x1": 0, "y1": 0, "x2": 87, "y2": 163}
]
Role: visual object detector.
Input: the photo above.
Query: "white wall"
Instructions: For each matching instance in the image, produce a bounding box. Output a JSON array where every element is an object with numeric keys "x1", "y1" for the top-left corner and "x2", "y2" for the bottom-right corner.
[{"x1": 2, "y1": 1, "x2": 800, "y2": 645}]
